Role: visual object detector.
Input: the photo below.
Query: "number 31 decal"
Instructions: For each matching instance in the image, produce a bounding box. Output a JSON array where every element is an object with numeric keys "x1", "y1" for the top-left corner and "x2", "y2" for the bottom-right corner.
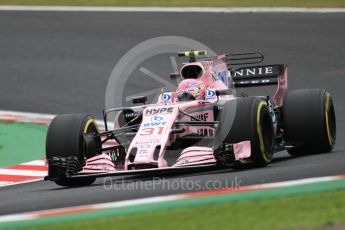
[{"x1": 140, "y1": 127, "x2": 164, "y2": 136}]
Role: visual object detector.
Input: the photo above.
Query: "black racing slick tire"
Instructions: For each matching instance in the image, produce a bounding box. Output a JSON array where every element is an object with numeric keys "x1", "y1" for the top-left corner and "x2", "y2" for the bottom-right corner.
[
  {"x1": 283, "y1": 89, "x2": 336, "y2": 156},
  {"x1": 217, "y1": 97, "x2": 274, "y2": 167},
  {"x1": 46, "y1": 114, "x2": 101, "y2": 187}
]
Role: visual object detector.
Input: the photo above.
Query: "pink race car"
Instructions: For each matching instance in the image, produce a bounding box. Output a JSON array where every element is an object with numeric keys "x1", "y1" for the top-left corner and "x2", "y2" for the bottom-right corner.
[{"x1": 45, "y1": 50, "x2": 336, "y2": 187}]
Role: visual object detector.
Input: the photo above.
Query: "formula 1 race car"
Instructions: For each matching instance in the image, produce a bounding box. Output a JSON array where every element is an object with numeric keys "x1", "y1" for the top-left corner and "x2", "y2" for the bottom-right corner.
[{"x1": 45, "y1": 50, "x2": 336, "y2": 187}]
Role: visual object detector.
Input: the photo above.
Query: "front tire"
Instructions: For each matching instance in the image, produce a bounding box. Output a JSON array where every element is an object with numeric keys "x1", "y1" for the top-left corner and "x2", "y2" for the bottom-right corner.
[
  {"x1": 46, "y1": 114, "x2": 101, "y2": 187},
  {"x1": 283, "y1": 89, "x2": 336, "y2": 156},
  {"x1": 217, "y1": 97, "x2": 274, "y2": 167}
]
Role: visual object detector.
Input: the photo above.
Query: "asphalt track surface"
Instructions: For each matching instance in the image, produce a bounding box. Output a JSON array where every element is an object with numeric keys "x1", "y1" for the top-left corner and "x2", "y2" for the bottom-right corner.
[{"x1": 0, "y1": 11, "x2": 344, "y2": 215}]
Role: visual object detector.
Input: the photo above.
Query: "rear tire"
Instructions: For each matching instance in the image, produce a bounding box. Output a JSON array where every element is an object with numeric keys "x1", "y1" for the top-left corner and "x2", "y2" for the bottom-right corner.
[
  {"x1": 217, "y1": 97, "x2": 274, "y2": 167},
  {"x1": 282, "y1": 89, "x2": 336, "y2": 156},
  {"x1": 46, "y1": 114, "x2": 101, "y2": 187}
]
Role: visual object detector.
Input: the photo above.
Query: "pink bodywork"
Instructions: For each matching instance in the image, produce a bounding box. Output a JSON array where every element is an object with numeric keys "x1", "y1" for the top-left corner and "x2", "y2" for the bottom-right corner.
[
  {"x1": 123, "y1": 59, "x2": 235, "y2": 170},
  {"x1": 82, "y1": 154, "x2": 116, "y2": 173},
  {"x1": 173, "y1": 141, "x2": 251, "y2": 167},
  {"x1": 273, "y1": 65, "x2": 288, "y2": 108},
  {"x1": 125, "y1": 101, "x2": 217, "y2": 169},
  {"x1": 82, "y1": 55, "x2": 287, "y2": 173}
]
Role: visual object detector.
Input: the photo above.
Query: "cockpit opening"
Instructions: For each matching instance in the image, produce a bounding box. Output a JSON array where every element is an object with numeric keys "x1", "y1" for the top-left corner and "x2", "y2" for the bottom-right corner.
[{"x1": 181, "y1": 65, "x2": 203, "y2": 79}]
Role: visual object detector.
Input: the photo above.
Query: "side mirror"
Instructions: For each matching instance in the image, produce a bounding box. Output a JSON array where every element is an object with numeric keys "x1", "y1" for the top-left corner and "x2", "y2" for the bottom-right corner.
[
  {"x1": 131, "y1": 96, "x2": 147, "y2": 104},
  {"x1": 170, "y1": 73, "x2": 180, "y2": 80}
]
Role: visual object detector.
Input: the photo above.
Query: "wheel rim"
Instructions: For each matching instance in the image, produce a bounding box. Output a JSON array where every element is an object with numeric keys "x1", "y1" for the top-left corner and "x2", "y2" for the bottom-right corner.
[
  {"x1": 325, "y1": 93, "x2": 336, "y2": 147},
  {"x1": 82, "y1": 118, "x2": 101, "y2": 159},
  {"x1": 256, "y1": 101, "x2": 273, "y2": 163}
]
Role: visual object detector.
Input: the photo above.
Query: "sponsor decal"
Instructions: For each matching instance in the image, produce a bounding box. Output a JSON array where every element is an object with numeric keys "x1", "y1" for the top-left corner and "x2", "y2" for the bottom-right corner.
[
  {"x1": 210, "y1": 67, "x2": 219, "y2": 82},
  {"x1": 135, "y1": 138, "x2": 160, "y2": 145},
  {"x1": 151, "y1": 116, "x2": 164, "y2": 121},
  {"x1": 197, "y1": 128, "x2": 214, "y2": 136},
  {"x1": 139, "y1": 127, "x2": 164, "y2": 136},
  {"x1": 205, "y1": 89, "x2": 216, "y2": 100},
  {"x1": 211, "y1": 74, "x2": 219, "y2": 82},
  {"x1": 125, "y1": 113, "x2": 138, "y2": 118},
  {"x1": 235, "y1": 79, "x2": 276, "y2": 85},
  {"x1": 233, "y1": 67, "x2": 273, "y2": 77},
  {"x1": 188, "y1": 112, "x2": 215, "y2": 136},
  {"x1": 143, "y1": 122, "x2": 167, "y2": 127},
  {"x1": 143, "y1": 115, "x2": 166, "y2": 127},
  {"x1": 191, "y1": 113, "x2": 209, "y2": 121},
  {"x1": 162, "y1": 93, "x2": 172, "y2": 102},
  {"x1": 145, "y1": 107, "x2": 173, "y2": 115},
  {"x1": 139, "y1": 144, "x2": 151, "y2": 149},
  {"x1": 138, "y1": 148, "x2": 149, "y2": 157},
  {"x1": 125, "y1": 112, "x2": 138, "y2": 118},
  {"x1": 217, "y1": 70, "x2": 227, "y2": 85}
]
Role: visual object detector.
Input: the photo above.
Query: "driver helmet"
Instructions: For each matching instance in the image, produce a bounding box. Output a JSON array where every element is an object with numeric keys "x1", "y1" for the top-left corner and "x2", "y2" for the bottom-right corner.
[{"x1": 176, "y1": 79, "x2": 206, "y2": 101}]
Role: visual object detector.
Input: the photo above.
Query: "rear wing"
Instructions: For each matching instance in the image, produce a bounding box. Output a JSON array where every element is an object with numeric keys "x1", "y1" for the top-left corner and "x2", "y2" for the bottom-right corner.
[
  {"x1": 230, "y1": 64, "x2": 284, "y2": 87},
  {"x1": 230, "y1": 64, "x2": 288, "y2": 108}
]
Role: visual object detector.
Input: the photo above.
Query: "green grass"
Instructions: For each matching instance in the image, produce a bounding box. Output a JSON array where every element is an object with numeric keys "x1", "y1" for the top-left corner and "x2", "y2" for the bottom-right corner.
[
  {"x1": 0, "y1": 121, "x2": 47, "y2": 167},
  {"x1": 16, "y1": 189, "x2": 345, "y2": 230},
  {"x1": 0, "y1": 0, "x2": 345, "y2": 7}
]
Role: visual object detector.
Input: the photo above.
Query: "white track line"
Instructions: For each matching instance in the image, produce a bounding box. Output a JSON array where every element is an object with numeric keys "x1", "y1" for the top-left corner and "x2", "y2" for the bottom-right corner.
[
  {"x1": 0, "y1": 110, "x2": 55, "y2": 120},
  {"x1": 0, "y1": 6, "x2": 344, "y2": 13},
  {"x1": 0, "y1": 214, "x2": 36, "y2": 223},
  {"x1": 0, "y1": 179, "x2": 44, "y2": 188},
  {"x1": 248, "y1": 176, "x2": 335, "y2": 189},
  {"x1": 21, "y1": 160, "x2": 46, "y2": 166},
  {"x1": 0, "y1": 169, "x2": 47, "y2": 177},
  {"x1": 0, "y1": 174, "x2": 344, "y2": 224},
  {"x1": 0, "y1": 110, "x2": 113, "y2": 129},
  {"x1": 0, "y1": 195, "x2": 179, "y2": 223},
  {"x1": 0, "y1": 182, "x2": 12, "y2": 186}
]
